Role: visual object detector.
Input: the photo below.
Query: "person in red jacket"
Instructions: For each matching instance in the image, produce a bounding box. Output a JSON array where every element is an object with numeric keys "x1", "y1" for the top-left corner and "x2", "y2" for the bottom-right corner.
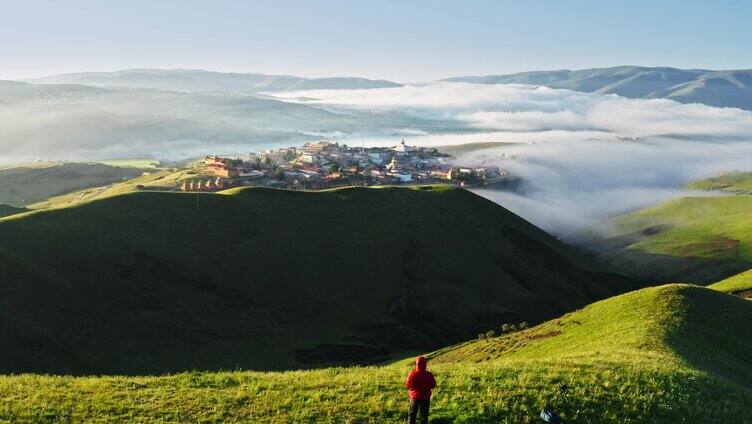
[{"x1": 405, "y1": 355, "x2": 437, "y2": 424}]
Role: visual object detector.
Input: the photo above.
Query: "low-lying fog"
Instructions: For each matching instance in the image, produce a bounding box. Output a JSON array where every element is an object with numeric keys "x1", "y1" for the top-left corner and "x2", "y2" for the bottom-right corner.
[
  {"x1": 3, "y1": 80, "x2": 752, "y2": 232},
  {"x1": 275, "y1": 83, "x2": 752, "y2": 234}
]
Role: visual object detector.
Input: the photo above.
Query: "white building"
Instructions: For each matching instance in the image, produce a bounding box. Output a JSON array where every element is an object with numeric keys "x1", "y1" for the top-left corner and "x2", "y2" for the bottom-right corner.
[{"x1": 393, "y1": 138, "x2": 412, "y2": 154}]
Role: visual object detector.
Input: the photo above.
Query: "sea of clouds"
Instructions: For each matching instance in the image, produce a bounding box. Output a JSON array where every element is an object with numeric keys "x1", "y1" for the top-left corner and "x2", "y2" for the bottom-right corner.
[
  {"x1": 3, "y1": 79, "x2": 752, "y2": 233},
  {"x1": 275, "y1": 83, "x2": 752, "y2": 234}
]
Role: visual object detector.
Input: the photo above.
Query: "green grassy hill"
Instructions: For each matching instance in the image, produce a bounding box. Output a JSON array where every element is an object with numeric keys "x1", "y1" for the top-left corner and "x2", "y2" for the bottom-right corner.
[
  {"x1": 1, "y1": 284, "x2": 749, "y2": 423},
  {"x1": 592, "y1": 177, "x2": 752, "y2": 283},
  {"x1": 96, "y1": 158, "x2": 162, "y2": 169},
  {"x1": 709, "y1": 269, "x2": 752, "y2": 297},
  {"x1": 687, "y1": 171, "x2": 752, "y2": 194},
  {"x1": 28, "y1": 168, "x2": 197, "y2": 210},
  {"x1": 0, "y1": 161, "x2": 152, "y2": 207},
  {"x1": 0, "y1": 185, "x2": 630, "y2": 375}
]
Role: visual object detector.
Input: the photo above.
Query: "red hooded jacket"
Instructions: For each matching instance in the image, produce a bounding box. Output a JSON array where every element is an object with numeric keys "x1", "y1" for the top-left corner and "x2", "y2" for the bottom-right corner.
[{"x1": 405, "y1": 356, "x2": 437, "y2": 400}]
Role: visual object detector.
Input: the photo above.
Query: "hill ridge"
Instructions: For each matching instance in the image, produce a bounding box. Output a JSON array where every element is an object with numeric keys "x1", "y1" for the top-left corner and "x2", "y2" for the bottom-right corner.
[
  {"x1": 1, "y1": 283, "x2": 750, "y2": 422},
  {"x1": 431, "y1": 284, "x2": 752, "y2": 389},
  {"x1": 25, "y1": 68, "x2": 403, "y2": 93},
  {"x1": 442, "y1": 66, "x2": 752, "y2": 110}
]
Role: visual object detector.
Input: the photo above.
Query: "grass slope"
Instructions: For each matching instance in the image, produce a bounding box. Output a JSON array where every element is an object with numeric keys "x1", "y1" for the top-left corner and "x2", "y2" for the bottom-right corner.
[
  {"x1": 96, "y1": 158, "x2": 161, "y2": 169},
  {"x1": 28, "y1": 168, "x2": 196, "y2": 210},
  {"x1": 687, "y1": 171, "x2": 752, "y2": 195},
  {"x1": 709, "y1": 269, "x2": 752, "y2": 297},
  {"x1": 595, "y1": 194, "x2": 752, "y2": 283},
  {"x1": 0, "y1": 162, "x2": 151, "y2": 207},
  {"x1": 0, "y1": 185, "x2": 628, "y2": 375},
  {"x1": 1, "y1": 285, "x2": 749, "y2": 423}
]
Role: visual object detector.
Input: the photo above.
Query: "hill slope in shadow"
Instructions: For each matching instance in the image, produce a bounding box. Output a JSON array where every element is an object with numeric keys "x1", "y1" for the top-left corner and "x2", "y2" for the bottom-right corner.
[{"x1": 0, "y1": 186, "x2": 631, "y2": 375}]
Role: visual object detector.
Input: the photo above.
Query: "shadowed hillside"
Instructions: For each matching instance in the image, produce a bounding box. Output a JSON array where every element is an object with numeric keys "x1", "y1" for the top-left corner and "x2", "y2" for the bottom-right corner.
[
  {"x1": 0, "y1": 204, "x2": 25, "y2": 218},
  {"x1": 0, "y1": 185, "x2": 631, "y2": 375}
]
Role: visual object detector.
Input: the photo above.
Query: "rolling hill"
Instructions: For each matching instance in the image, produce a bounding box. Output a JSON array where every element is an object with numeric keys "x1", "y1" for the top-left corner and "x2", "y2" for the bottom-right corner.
[
  {"x1": 709, "y1": 269, "x2": 752, "y2": 298},
  {"x1": 26, "y1": 69, "x2": 402, "y2": 93},
  {"x1": 1, "y1": 284, "x2": 748, "y2": 423},
  {"x1": 0, "y1": 185, "x2": 632, "y2": 375},
  {"x1": 0, "y1": 162, "x2": 152, "y2": 207},
  {"x1": 26, "y1": 167, "x2": 197, "y2": 210},
  {"x1": 593, "y1": 196, "x2": 752, "y2": 283},
  {"x1": 443, "y1": 66, "x2": 752, "y2": 110},
  {"x1": 587, "y1": 172, "x2": 752, "y2": 284},
  {"x1": 687, "y1": 171, "x2": 752, "y2": 194}
]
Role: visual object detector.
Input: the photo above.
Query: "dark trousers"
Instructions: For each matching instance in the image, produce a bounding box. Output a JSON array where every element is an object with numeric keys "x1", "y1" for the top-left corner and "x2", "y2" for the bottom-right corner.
[{"x1": 408, "y1": 398, "x2": 430, "y2": 424}]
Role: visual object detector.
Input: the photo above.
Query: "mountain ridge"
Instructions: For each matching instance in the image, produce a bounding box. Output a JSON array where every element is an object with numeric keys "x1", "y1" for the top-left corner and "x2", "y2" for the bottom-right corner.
[
  {"x1": 25, "y1": 68, "x2": 402, "y2": 93},
  {"x1": 442, "y1": 66, "x2": 752, "y2": 110}
]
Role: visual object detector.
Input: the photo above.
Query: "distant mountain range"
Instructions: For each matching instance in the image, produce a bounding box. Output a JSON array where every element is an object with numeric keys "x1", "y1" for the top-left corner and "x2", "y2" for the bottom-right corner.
[
  {"x1": 26, "y1": 69, "x2": 402, "y2": 93},
  {"x1": 443, "y1": 66, "x2": 752, "y2": 110}
]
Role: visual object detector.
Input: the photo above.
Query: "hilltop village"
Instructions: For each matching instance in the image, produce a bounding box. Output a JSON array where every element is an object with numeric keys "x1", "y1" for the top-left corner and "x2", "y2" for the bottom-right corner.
[{"x1": 182, "y1": 139, "x2": 516, "y2": 192}]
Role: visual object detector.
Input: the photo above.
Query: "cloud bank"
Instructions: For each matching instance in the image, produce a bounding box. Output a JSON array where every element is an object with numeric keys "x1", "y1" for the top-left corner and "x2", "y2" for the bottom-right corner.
[
  {"x1": 276, "y1": 83, "x2": 752, "y2": 139},
  {"x1": 4, "y1": 79, "x2": 752, "y2": 233},
  {"x1": 276, "y1": 83, "x2": 752, "y2": 234}
]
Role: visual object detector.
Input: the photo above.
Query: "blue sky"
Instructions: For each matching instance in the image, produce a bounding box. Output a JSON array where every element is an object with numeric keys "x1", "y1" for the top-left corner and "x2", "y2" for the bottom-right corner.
[{"x1": 1, "y1": 0, "x2": 750, "y2": 81}]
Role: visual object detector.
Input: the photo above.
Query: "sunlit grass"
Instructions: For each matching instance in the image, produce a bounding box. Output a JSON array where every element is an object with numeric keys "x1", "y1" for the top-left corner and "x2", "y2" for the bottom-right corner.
[
  {"x1": 1, "y1": 285, "x2": 750, "y2": 423},
  {"x1": 709, "y1": 269, "x2": 752, "y2": 294}
]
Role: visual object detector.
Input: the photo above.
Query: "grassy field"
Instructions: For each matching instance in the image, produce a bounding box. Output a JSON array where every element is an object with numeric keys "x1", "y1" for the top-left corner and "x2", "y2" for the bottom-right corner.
[
  {"x1": 709, "y1": 269, "x2": 752, "y2": 296},
  {"x1": 0, "y1": 185, "x2": 630, "y2": 375},
  {"x1": 28, "y1": 168, "x2": 198, "y2": 210},
  {"x1": 0, "y1": 284, "x2": 749, "y2": 423},
  {"x1": 615, "y1": 196, "x2": 752, "y2": 261},
  {"x1": 687, "y1": 171, "x2": 752, "y2": 194},
  {"x1": 96, "y1": 159, "x2": 162, "y2": 169},
  {"x1": 596, "y1": 193, "x2": 752, "y2": 283},
  {"x1": 586, "y1": 172, "x2": 752, "y2": 284},
  {"x1": 0, "y1": 161, "x2": 152, "y2": 207}
]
